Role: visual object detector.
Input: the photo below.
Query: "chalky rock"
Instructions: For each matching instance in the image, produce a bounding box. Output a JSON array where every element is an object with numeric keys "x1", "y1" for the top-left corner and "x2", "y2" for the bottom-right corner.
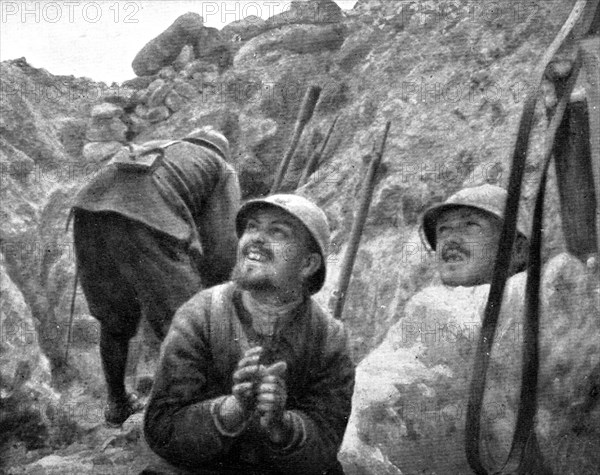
[
  {"x1": 85, "y1": 117, "x2": 128, "y2": 143},
  {"x1": 339, "y1": 276, "x2": 509, "y2": 475},
  {"x1": 82, "y1": 141, "x2": 123, "y2": 162},
  {"x1": 284, "y1": 24, "x2": 346, "y2": 54},
  {"x1": 186, "y1": 73, "x2": 205, "y2": 91},
  {"x1": 57, "y1": 117, "x2": 87, "y2": 157},
  {"x1": 0, "y1": 263, "x2": 58, "y2": 450},
  {"x1": 201, "y1": 71, "x2": 220, "y2": 85},
  {"x1": 536, "y1": 254, "x2": 600, "y2": 472},
  {"x1": 69, "y1": 314, "x2": 100, "y2": 350},
  {"x1": 147, "y1": 83, "x2": 173, "y2": 108},
  {"x1": 221, "y1": 15, "x2": 269, "y2": 43},
  {"x1": 172, "y1": 78, "x2": 198, "y2": 99},
  {"x1": 121, "y1": 75, "x2": 157, "y2": 90},
  {"x1": 335, "y1": 26, "x2": 377, "y2": 72},
  {"x1": 148, "y1": 78, "x2": 166, "y2": 93},
  {"x1": 130, "y1": 88, "x2": 151, "y2": 107},
  {"x1": 146, "y1": 106, "x2": 171, "y2": 123},
  {"x1": 164, "y1": 90, "x2": 185, "y2": 112},
  {"x1": 1, "y1": 142, "x2": 35, "y2": 180},
  {"x1": 135, "y1": 104, "x2": 150, "y2": 120},
  {"x1": 234, "y1": 24, "x2": 346, "y2": 65},
  {"x1": 0, "y1": 61, "x2": 66, "y2": 163},
  {"x1": 193, "y1": 27, "x2": 232, "y2": 71},
  {"x1": 90, "y1": 103, "x2": 123, "y2": 120},
  {"x1": 340, "y1": 253, "x2": 600, "y2": 475},
  {"x1": 314, "y1": 79, "x2": 349, "y2": 113},
  {"x1": 132, "y1": 12, "x2": 204, "y2": 77},
  {"x1": 126, "y1": 114, "x2": 150, "y2": 135},
  {"x1": 193, "y1": 27, "x2": 227, "y2": 60},
  {"x1": 239, "y1": 113, "x2": 278, "y2": 148},
  {"x1": 173, "y1": 44, "x2": 195, "y2": 72},
  {"x1": 190, "y1": 72, "x2": 204, "y2": 85},
  {"x1": 158, "y1": 66, "x2": 177, "y2": 81},
  {"x1": 0, "y1": 262, "x2": 56, "y2": 398},
  {"x1": 265, "y1": 0, "x2": 343, "y2": 28},
  {"x1": 182, "y1": 60, "x2": 218, "y2": 79},
  {"x1": 471, "y1": 161, "x2": 504, "y2": 185},
  {"x1": 102, "y1": 92, "x2": 135, "y2": 108}
]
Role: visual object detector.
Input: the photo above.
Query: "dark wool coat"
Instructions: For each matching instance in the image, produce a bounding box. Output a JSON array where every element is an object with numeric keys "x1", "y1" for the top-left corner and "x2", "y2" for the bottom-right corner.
[
  {"x1": 144, "y1": 282, "x2": 356, "y2": 475},
  {"x1": 72, "y1": 140, "x2": 240, "y2": 285}
]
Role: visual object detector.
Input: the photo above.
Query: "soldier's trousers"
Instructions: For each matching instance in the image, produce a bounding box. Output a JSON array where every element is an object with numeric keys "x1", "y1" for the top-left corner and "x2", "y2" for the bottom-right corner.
[{"x1": 73, "y1": 209, "x2": 203, "y2": 340}]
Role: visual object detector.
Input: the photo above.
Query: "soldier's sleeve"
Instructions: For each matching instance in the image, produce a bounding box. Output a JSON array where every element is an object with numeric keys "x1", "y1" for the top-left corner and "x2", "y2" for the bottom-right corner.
[
  {"x1": 197, "y1": 161, "x2": 241, "y2": 287},
  {"x1": 143, "y1": 290, "x2": 237, "y2": 466},
  {"x1": 268, "y1": 315, "x2": 356, "y2": 474}
]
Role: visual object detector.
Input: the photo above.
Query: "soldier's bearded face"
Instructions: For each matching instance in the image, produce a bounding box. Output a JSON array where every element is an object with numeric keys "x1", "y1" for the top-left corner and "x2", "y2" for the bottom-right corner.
[
  {"x1": 233, "y1": 207, "x2": 314, "y2": 294},
  {"x1": 435, "y1": 208, "x2": 502, "y2": 287}
]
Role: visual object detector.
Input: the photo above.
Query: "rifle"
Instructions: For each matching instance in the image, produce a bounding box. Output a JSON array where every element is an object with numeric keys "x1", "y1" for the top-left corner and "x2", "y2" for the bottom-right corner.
[
  {"x1": 270, "y1": 85, "x2": 321, "y2": 194},
  {"x1": 331, "y1": 121, "x2": 391, "y2": 321},
  {"x1": 297, "y1": 114, "x2": 341, "y2": 188}
]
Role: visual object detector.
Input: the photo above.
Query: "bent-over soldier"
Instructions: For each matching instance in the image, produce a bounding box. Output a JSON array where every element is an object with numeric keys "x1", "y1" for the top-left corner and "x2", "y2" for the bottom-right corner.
[{"x1": 72, "y1": 128, "x2": 240, "y2": 426}]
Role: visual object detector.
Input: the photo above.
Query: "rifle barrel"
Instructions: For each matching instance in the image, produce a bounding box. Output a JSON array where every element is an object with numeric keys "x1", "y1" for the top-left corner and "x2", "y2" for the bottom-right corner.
[
  {"x1": 298, "y1": 114, "x2": 341, "y2": 188},
  {"x1": 270, "y1": 85, "x2": 321, "y2": 194},
  {"x1": 333, "y1": 121, "x2": 391, "y2": 320}
]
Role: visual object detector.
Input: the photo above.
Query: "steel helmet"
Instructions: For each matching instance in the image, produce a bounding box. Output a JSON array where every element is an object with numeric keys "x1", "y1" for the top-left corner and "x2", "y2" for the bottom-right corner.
[
  {"x1": 185, "y1": 127, "x2": 230, "y2": 161},
  {"x1": 421, "y1": 184, "x2": 531, "y2": 250},
  {"x1": 236, "y1": 194, "x2": 330, "y2": 294}
]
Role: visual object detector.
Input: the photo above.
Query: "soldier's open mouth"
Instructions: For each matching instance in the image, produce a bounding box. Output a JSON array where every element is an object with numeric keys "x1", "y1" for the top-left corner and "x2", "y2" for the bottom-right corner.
[
  {"x1": 442, "y1": 249, "x2": 467, "y2": 263},
  {"x1": 244, "y1": 245, "x2": 272, "y2": 263}
]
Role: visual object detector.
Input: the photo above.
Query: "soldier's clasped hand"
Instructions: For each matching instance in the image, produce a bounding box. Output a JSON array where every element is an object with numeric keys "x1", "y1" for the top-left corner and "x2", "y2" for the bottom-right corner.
[
  {"x1": 220, "y1": 346, "x2": 292, "y2": 445},
  {"x1": 232, "y1": 346, "x2": 264, "y2": 413},
  {"x1": 256, "y1": 361, "x2": 292, "y2": 445},
  {"x1": 218, "y1": 346, "x2": 263, "y2": 431}
]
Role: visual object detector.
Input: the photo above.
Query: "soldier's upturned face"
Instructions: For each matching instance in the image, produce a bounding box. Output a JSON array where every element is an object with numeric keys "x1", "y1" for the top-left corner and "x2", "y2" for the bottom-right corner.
[
  {"x1": 232, "y1": 207, "x2": 316, "y2": 294},
  {"x1": 435, "y1": 207, "x2": 502, "y2": 287}
]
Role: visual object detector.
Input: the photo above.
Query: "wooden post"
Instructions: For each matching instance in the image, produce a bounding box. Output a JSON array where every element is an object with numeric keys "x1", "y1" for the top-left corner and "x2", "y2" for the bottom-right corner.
[
  {"x1": 332, "y1": 121, "x2": 391, "y2": 321},
  {"x1": 580, "y1": 36, "x2": 600, "y2": 254},
  {"x1": 270, "y1": 86, "x2": 321, "y2": 194},
  {"x1": 297, "y1": 114, "x2": 341, "y2": 188}
]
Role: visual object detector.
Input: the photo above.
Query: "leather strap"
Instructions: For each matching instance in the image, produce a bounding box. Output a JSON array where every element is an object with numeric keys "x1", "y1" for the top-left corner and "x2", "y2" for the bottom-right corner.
[
  {"x1": 465, "y1": 1, "x2": 591, "y2": 472},
  {"x1": 504, "y1": 58, "x2": 580, "y2": 475},
  {"x1": 181, "y1": 136, "x2": 227, "y2": 161}
]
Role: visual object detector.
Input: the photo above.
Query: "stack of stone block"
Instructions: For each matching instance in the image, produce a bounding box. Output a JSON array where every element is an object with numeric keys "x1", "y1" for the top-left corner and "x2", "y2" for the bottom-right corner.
[
  {"x1": 83, "y1": 103, "x2": 127, "y2": 162},
  {"x1": 122, "y1": 11, "x2": 230, "y2": 128},
  {"x1": 132, "y1": 71, "x2": 197, "y2": 125}
]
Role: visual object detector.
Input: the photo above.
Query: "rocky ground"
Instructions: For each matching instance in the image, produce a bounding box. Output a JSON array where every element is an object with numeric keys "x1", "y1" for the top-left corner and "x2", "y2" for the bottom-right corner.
[{"x1": 1, "y1": 0, "x2": 597, "y2": 473}]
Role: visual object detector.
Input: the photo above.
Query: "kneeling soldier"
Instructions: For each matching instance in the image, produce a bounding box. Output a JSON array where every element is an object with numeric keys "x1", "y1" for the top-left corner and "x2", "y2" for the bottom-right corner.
[{"x1": 144, "y1": 194, "x2": 355, "y2": 475}]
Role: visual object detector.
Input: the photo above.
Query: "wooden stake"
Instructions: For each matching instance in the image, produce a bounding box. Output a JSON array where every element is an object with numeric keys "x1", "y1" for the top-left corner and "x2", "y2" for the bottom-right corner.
[
  {"x1": 297, "y1": 114, "x2": 341, "y2": 188},
  {"x1": 270, "y1": 85, "x2": 321, "y2": 194},
  {"x1": 332, "y1": 121, "x2": 391, "y2": 320}
]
